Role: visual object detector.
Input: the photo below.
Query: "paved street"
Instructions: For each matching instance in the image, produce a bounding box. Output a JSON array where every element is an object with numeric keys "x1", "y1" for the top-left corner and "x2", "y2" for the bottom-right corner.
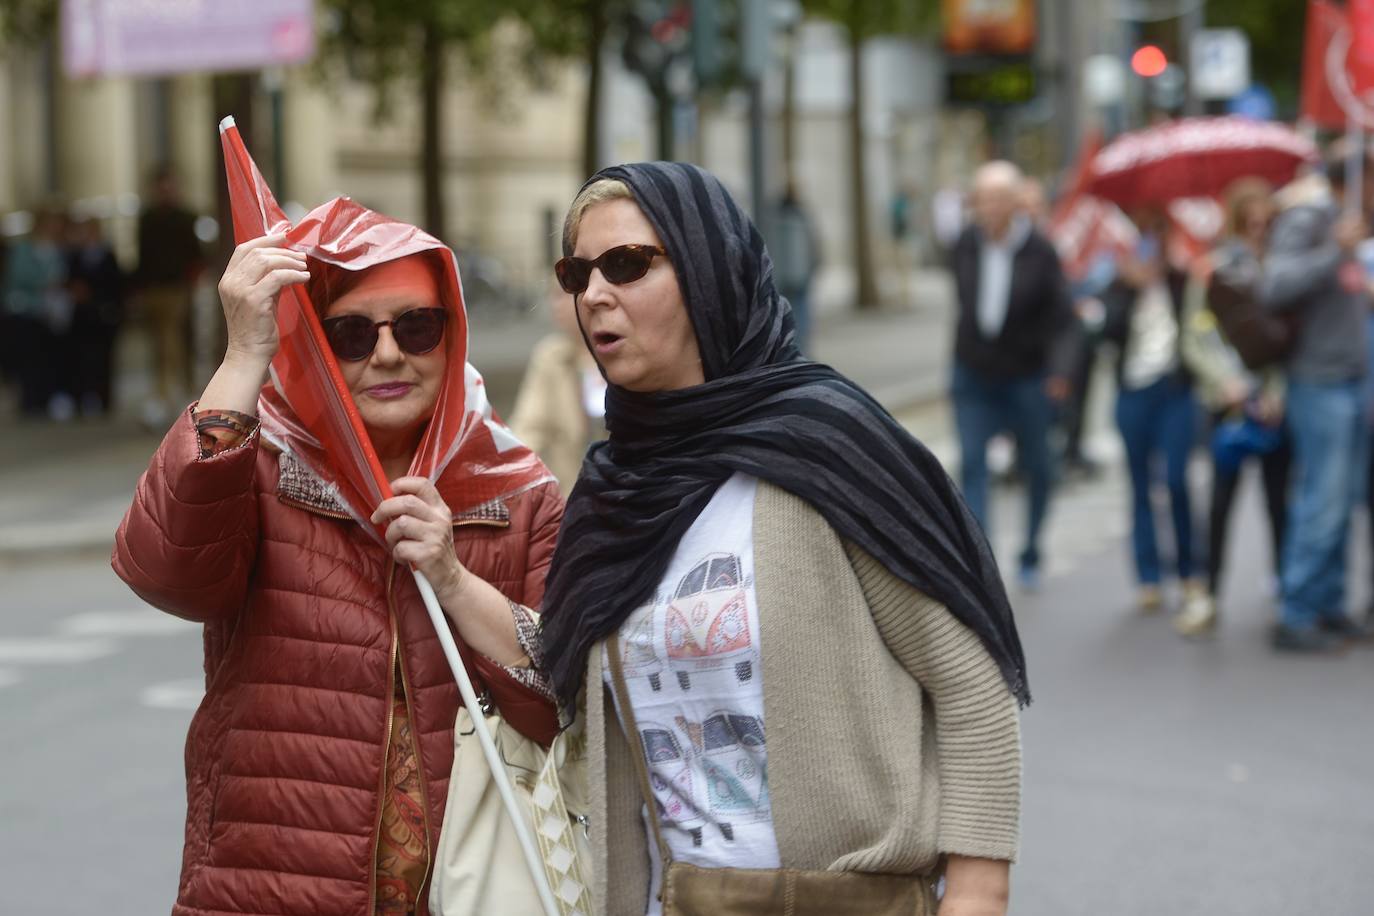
[{"x1": 4, "y1": 390, "x2": 1374, "y2": 914}]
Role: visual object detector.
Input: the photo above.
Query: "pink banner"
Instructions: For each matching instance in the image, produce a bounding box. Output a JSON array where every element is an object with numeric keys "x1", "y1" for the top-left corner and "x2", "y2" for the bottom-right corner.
[{"x1": 62, "y1": 0, "x2": 314, "y2": 78}]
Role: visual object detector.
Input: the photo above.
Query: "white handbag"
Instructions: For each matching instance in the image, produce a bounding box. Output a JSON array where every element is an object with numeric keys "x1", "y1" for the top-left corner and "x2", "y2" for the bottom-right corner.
[{"x1": 429, "y1": 704, "x2": 594, "y2": 916}]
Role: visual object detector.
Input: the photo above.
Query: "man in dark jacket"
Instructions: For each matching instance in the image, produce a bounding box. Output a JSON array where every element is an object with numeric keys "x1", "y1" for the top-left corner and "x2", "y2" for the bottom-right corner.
[
  {"x1": 1260, "y1": 159, "x2": 1373, "y2": 651},
  {"x1": 950, "y1": 160, "x2": 1075, "y2": 589}
]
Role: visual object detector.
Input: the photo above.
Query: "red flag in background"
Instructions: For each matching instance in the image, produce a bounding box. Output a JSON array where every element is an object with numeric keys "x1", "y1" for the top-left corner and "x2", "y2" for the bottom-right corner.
[
  {"x1": 219, "y1": 117, "x2": 551, "y2": 543},
  {"x1": 1350, "y1": 0, "x2": 1374, "y2": 94},
  {"x1": 1302, "y1": 0, "x2": 1351, "y2": 129},
  {"x1": 1050, "y1": 129, "x2": 1138, "y2": 283}
]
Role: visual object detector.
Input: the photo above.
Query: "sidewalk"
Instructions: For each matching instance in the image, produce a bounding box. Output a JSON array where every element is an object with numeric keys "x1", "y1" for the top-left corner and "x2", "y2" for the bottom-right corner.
[{"x1": 0, "y1": 269, "x2": 956, "y2": 563}]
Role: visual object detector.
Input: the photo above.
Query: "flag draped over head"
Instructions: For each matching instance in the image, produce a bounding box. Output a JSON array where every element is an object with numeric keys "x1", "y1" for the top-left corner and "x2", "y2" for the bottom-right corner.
[{"x1": 218, "y1": 117, "x2": 551, "y2": 543}]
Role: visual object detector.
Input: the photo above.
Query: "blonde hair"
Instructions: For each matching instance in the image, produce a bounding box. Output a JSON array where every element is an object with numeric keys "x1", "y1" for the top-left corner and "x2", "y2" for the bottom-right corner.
[
  {"x1": 563, "y1": 178, "x2": 634, "y2": 251},
  {"x1": 1222, "y1": 177, "x2": 1274, "y2": 238}
]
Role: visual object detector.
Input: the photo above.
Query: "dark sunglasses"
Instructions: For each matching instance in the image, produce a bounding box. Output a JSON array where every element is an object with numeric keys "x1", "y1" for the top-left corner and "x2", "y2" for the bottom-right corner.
[
  {"x1": 554, "y1": 244, "x2": 666, "y2": 295},
  {"x1": 321, "y1": 308, "x2": 448, "y2": 362}
]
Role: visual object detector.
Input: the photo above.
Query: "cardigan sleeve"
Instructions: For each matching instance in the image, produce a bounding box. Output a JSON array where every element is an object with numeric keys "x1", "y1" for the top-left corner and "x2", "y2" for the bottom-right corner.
[{"x1": 843, "y1": 541, "x2": 1022, "y2": 863}]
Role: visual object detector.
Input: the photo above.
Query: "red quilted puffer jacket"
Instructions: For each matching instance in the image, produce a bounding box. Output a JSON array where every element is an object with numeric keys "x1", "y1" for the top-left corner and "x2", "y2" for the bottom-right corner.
[{"x1": 113, "y1": 412, "x2": 563, "y2": 916}]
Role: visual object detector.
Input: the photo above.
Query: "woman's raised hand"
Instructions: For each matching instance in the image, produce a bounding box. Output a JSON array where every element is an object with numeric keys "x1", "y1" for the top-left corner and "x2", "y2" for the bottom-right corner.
[
  {"x1": 217, "y1": 233, "x2": 310, "y2": 366},
  {"x1": 373, "y1": 477, "x2": 469, "y2": 601}
]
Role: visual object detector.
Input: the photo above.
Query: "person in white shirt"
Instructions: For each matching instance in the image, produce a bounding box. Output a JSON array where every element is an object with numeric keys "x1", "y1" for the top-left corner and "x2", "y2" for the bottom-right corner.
[
  {"x1": 536, "y1": 162, "x2": 1026, "y2": 916},
  {"x1": 1100, "y1": 208, "x2": 1205, "y2": 614}
]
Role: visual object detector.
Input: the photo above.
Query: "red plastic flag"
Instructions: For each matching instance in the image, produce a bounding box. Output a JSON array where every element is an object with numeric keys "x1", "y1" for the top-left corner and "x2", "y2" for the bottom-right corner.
[
  {"x1": 1301, "y1": 0, "x2": 1351, "y2": 130},
  {"x1": 219, "y1": 117, "x2": 552, "y2": 543},
  {"x1": 1351, "y1": 0, "x2": 1374, "y2": 95},
  {"x1": 1049, "y1": 129, "x2": 1137, "y2": 282}
]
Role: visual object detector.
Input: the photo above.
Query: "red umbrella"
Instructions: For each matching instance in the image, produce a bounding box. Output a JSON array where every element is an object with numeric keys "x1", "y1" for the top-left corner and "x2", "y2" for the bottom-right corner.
[{"x1": 1085, "y1": 116, "x2": 1319, "y2": 210}]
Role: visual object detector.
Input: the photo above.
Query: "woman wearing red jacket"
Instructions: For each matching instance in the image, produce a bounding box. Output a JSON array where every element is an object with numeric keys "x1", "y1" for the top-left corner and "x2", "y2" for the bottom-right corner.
[{"x1": 113, "y1": 203, "x2": 562, "y2": 916}]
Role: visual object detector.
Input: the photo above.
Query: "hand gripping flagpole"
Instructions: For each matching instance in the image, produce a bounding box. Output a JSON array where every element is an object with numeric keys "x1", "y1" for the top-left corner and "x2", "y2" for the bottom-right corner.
[
  {"x1": 412, "y1": 571, "x2": 563, "y2": 916},
  {"x1": 217, "y1": 117, "x2": 561, "y2": 916}
]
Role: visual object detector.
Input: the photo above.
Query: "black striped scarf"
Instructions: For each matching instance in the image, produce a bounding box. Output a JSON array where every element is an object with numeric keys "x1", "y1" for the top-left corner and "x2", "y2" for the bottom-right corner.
[{"x1": 539, "y1": 161, "x2": 1029, "y2": 713}]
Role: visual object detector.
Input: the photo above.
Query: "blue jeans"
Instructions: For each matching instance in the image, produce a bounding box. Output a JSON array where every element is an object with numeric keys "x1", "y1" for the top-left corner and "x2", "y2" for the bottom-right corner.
[
  {"x1": 951, "y1": 362, "x2": 1054, "y2": 570},
  {"x1": 1280, "y1": 379, "x2": 1370, "y2": 631},
  {"x1": 1115, "y1": 376, "x2": 1198, "y2": 585}
]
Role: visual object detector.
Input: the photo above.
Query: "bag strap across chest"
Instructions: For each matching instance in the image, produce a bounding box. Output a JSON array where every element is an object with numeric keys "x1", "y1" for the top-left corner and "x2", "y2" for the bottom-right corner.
[{"x1": 607, "y1": 634, "x2": 674, "y2": 866}]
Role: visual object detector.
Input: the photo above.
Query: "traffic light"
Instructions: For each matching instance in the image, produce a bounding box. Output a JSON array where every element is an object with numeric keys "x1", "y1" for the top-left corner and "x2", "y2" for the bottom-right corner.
[
  {"x1": 622, "y1": 1, "x2": 691, "y2": 92},
  {"x1": 1131, "y1": 45, "x2": 1168, "y2": 78},
  {"x1": 692, "y1": 0, "x2": 723, "y2": 86}
]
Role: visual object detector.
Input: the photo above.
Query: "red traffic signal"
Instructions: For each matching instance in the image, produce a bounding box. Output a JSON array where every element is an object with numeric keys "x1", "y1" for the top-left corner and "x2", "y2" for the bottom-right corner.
[{"x1": 1131, "y1": 45, "x2": 1168, "y2": 78}]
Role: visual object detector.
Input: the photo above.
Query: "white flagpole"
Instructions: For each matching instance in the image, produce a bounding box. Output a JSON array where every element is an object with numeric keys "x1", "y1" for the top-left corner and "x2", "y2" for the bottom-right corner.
[
  {"x1": 1348, "y1": 118, "x2": 1365, "y2": 214},
  {"x1": 412, "y1": 570, "x2": 561, "y2": 916}
]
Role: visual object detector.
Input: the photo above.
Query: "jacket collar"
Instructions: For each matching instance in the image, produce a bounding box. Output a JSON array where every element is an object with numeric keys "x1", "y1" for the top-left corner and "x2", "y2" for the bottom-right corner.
[{"x1": 276, "y1": 449, "x2": 510, "y2": 526}]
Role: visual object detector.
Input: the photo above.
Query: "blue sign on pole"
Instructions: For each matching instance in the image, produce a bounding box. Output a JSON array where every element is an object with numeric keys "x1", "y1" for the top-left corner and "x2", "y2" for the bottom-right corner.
[{"x1": 1227, "y1": 85, "x2": 1277, "y2": 121}]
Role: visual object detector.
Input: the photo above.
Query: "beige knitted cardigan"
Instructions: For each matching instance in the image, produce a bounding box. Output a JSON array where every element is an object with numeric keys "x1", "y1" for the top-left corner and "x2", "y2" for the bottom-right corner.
[{"x1": 583, "y1": 481, "x2": 1023, "y2": 915}]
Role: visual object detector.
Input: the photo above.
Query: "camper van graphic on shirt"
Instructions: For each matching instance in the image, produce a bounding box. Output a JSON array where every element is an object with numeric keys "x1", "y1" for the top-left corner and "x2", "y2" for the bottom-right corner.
[
  {"x1": 616, "y1": 539, "x2": 777, "y2": 853},
  {"x1": 611, "y1": 475, "x2": 783, "y2": 869},
  {"x1": 639, "y1": 710, "x2": 770, "y2": 846},
  {"x1": 620, "y1": 552, "x2": 756, "y2": 693},
  {"x1": 664, "y1": 552, "x2": 754, "y2": 690}
]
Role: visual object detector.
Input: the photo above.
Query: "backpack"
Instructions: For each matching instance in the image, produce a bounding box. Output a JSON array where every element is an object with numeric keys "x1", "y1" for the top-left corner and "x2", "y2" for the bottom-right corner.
[{"x1": 1205, "y1": 248, "x2": 1297, "y2": 372}]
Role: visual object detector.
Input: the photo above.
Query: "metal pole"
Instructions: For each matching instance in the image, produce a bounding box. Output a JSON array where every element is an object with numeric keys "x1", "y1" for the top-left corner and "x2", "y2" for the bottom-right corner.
[
  {"x1": 749, "y1": 80, "x2": 765, "y2": 220},
  {"x1": 742, "y1": 0, "x2": 770, "y2": 219},
  {"x1": 1181, "y1": 0, "x2": 1204, "y2": 116}
]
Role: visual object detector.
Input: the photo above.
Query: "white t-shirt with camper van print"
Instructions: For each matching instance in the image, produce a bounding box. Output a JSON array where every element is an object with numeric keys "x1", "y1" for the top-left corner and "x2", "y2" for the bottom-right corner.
[{"x1": 603, "y1": 472, "x2": 780, "y2": 915}]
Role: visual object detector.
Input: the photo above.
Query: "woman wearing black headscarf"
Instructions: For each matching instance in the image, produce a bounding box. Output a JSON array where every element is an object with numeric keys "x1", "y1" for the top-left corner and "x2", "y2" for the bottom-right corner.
[{"x1": 539, "y1": 163, "x2": 1025, "y2": 916}]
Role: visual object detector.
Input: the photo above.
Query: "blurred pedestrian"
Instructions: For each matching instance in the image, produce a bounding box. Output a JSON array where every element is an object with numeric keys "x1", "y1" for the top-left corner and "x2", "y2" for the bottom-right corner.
[
  {"x1": 765, "y1": 180, "x2": 820, "y2": 354},
  {"x1": 890, "y1": 180, "x2": 924, "y2": 269},
  {"x1": 509, "y1": 281, "x2": 606, "y2": 493},
  {"x1": 1, "y1": 208, "x2": 69, "y2": 417},
  {"x1": 113, "y1": 216, "x2": 563, "y2": 914},
  {"x1": 932, "y1": 182, "x2": 966, "y2": 253},
  {"x1": 65, "y1": 216, "x2": 126, "y2": 416},
  {"x1": 950, "y1": 160, "x2": 1075, "y2": 590},
  {"x1": 1260, "y1": 157, "x2": 1373, "y2": 651},
  {"x1": 539, "y1": 163, "x2": 1024, "y2": 916},
  {"x1": 1177, "y1": 178, "x2": 1290, "y2": 636},
  {"x1": 135, "y1": 164, "x2": 203, "y2": 425},
  {"x1": 1101, "y1": 207, "x2": 1203, "y2": 614},
  {"x1": 1038, "y1": 177, "x2": 1112, "y2": 480}
]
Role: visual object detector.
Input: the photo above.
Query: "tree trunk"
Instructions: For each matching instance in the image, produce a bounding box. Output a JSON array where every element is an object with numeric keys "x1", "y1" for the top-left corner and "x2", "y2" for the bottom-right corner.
[
  {"x1": 420, "y1": 19, "x2": 446, "y2": 241},
  {"x1": 581, "y1": 0, "x2": 607, "y2": 180},
  {"x1": 655, "y1": 87, "x2": 674, "y2": 160},
  {"x1": 848, "y1": 20, "x2": 878, "y2": 310}
]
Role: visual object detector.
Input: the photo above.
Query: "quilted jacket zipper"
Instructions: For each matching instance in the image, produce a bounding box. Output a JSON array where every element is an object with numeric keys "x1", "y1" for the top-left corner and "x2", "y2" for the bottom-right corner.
[
  {"x1": 366, "y1": 562, "x2": 400, "y2": 913},
  {"x1": 393, "y1": 577, "x2": 436, "y2": 913}
]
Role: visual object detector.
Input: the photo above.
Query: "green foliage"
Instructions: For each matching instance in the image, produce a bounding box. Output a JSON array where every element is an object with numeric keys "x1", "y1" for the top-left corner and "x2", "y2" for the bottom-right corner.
[
  {"x1": 800, "y1": 0, "x2": 936, "y2": 41},
  {"x1": 318, "y1": 0, "x2": 507, "y2": 109},
  {"x1": 319, "y1": 0, "x2": 628, "y2": 112},
  {"x1": 0, "y1": 0, "x2": 57, "y2": 44},
  {"x1": 1205, "y1": 0, "x2": 1307, "y2": 113}
]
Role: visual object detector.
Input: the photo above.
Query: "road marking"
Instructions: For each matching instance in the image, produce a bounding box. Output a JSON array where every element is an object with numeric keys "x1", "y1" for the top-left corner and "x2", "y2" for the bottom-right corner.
[
  {"x1": 57, "y1": 609, "x2": 192, "y2": 637},
  {"x1": 0, "y1": 638, "x2": 119, "y2": 664},
  {"x1": 140, "y1": 679, "x2": 204, "y2": 711}
]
